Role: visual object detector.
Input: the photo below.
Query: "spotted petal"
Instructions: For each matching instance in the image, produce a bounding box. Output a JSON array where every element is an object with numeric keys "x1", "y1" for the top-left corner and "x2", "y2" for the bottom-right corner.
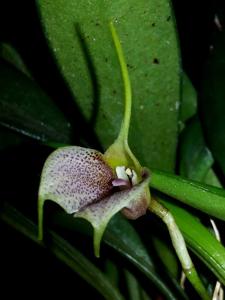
[
  {"x1": 74, "y1": 171, "x2": 150, "y2": 257},
  {"x1": 38, "y1": 146, "x2": 114, "y2": 239}
]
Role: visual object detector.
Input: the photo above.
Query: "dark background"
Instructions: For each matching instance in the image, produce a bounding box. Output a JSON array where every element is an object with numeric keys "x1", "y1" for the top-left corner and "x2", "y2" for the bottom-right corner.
[{"x1": 0, "y1": 1, "x2": 224, "y2": 299}]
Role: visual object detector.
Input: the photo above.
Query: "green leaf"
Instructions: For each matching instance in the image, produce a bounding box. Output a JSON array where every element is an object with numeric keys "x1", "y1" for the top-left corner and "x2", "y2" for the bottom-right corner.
[
  {"x1": 173, "y1": 107, "x2": 225, "y2": 290},
  {"x1": 37, "y1": 0, "x2": 180, "y2": 171},
  {"x1": 159, "y1": 198, "x2": 225, "y2": 286},
  {"x1": 106, "y1": 215, "x2": 154, "y2": 268},
  {"x1": 0, "y1": 43, "x2": 31, "y2": 77},
  {"x1": 176, "y1": 111, "x2": 225, "y2": 286},
  {"x1": 179, "y1": 117, "x2": 214, "y2": 181},
  {"x1": 105, "y1": 216, "x2": 188, "y2": 300},
  {"x1": 124, "y1": 269, "x2": 142, "y2": 300},
  {"x1": 0, "y1": 60, "x2": 72, "y2": 144},
  {"x1": 51, "y1": 212, "x2": 187, "y2": 300},
  {"x1": 204, "y1": 169, "x2": 222, "y2": 188},
  {"x1": 104, "y1": 259, "x2": 120, "y2": 288},
  {"x1": 0, "y1": 202, "x2": 124, "y2": 300},
  {"x1": 150, "y1": 170, "x2": 225, "y2": 221},
  {"x1": 178, "y1": 114, "x2": 221, "y2": 188},
  {"x1": 180, "y1": 73, "x2": 197, "y2": 124},
  {"x1": 200, "y1": 30, "x2": 225, "y2": 176},
  {"x1": 151, "y1": 234, "x2": 179, "y2": 279}
]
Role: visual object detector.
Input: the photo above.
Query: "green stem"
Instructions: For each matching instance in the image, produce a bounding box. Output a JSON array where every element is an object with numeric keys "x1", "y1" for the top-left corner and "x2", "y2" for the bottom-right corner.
[{"x1": 149, "y1": 199, "x2": 210, "y2": 300}]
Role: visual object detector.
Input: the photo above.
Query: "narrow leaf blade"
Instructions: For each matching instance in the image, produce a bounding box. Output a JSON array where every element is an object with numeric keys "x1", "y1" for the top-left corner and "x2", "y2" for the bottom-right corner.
[
  {"x1": 150, "y1": 170, "x2": 225, "y2": 221},
  {"x1": 0, "y1": 202, "x2": 124, "y2": 300},
  {"x1": 0, "y1": 60, "x2": 72, "y2": 144}
]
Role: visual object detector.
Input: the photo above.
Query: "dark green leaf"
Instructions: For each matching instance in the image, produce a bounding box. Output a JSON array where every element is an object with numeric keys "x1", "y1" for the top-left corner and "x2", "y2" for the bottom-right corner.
[
  {"x1": 37, "y1": 0, "x2": 180, "y2": 171},
  {"x1": 124, "y1": 269, "x2": 142, "y2": 300},
  {"x1": 178, "y1": 112, "x2": 221, "y2": 188},
  {"x1": 176, "y1": 110, "x2": 225, "y2": 285},
  {"x1": 106, "y1": 216, "x2": 187, "y2": 300},
  {"x1": 200, "y1": 31, "x2": 225, "y2": 176},
  {"x1": 179, "y1": 117, "x2": 214, "y2": 181},
  {"x1": 104, "y1": 259, "x2": 120, "y2": 288},
  {"x1": 0, "y1": 43, "x2": 30, "y2": 77},
  {"x1": 151, "y1": 234, "x2": 179, "y2": 279},
  {"x1": 0, "y1": 60, "x2": 72, "y2": 144},
  {"x1": 0, "y1": 202, "x2": 124, "y2": 300},
  {"x1": 51, "y1": 212, "x2": 187, "y2": 300}
]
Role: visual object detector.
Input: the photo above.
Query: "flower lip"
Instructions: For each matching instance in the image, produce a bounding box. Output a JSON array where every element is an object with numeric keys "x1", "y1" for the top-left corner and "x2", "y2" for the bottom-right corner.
[
  {"x1": 112, "y1": 178, "x2": 131, "y2": 188},
  {"x1": 121, "y1": 168, "x2": 151, "y2": 220}
]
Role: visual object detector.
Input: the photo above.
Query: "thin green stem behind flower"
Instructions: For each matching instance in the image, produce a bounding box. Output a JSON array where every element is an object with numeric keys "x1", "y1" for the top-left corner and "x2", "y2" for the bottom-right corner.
[{"x1": 110, "y1": 22, "x2": 131, "y2": 143}]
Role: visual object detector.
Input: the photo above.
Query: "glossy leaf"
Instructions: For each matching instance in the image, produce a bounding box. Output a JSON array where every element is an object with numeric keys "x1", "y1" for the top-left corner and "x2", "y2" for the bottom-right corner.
[
  {"x1": 150, "y1": 170, "x2": 225, "y2": 221},
  {"x1": 0, "y1": 60, "x2": 72, "y2": 144},
  {"x1": 0, "y1": 202, "x2": 124, "y2": 300},
  {"x1": 200, "y1": 30, "x2": 225, "y2": 176},
  {"x1": 37, "y1": 0, "x2": 180, "y2": 171}
]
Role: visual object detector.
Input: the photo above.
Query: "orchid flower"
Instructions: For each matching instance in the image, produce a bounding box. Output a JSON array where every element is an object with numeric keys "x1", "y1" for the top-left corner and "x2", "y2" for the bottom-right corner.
[{"x1": 38, "y1": 22, "x2": 210, "y2": 300}]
